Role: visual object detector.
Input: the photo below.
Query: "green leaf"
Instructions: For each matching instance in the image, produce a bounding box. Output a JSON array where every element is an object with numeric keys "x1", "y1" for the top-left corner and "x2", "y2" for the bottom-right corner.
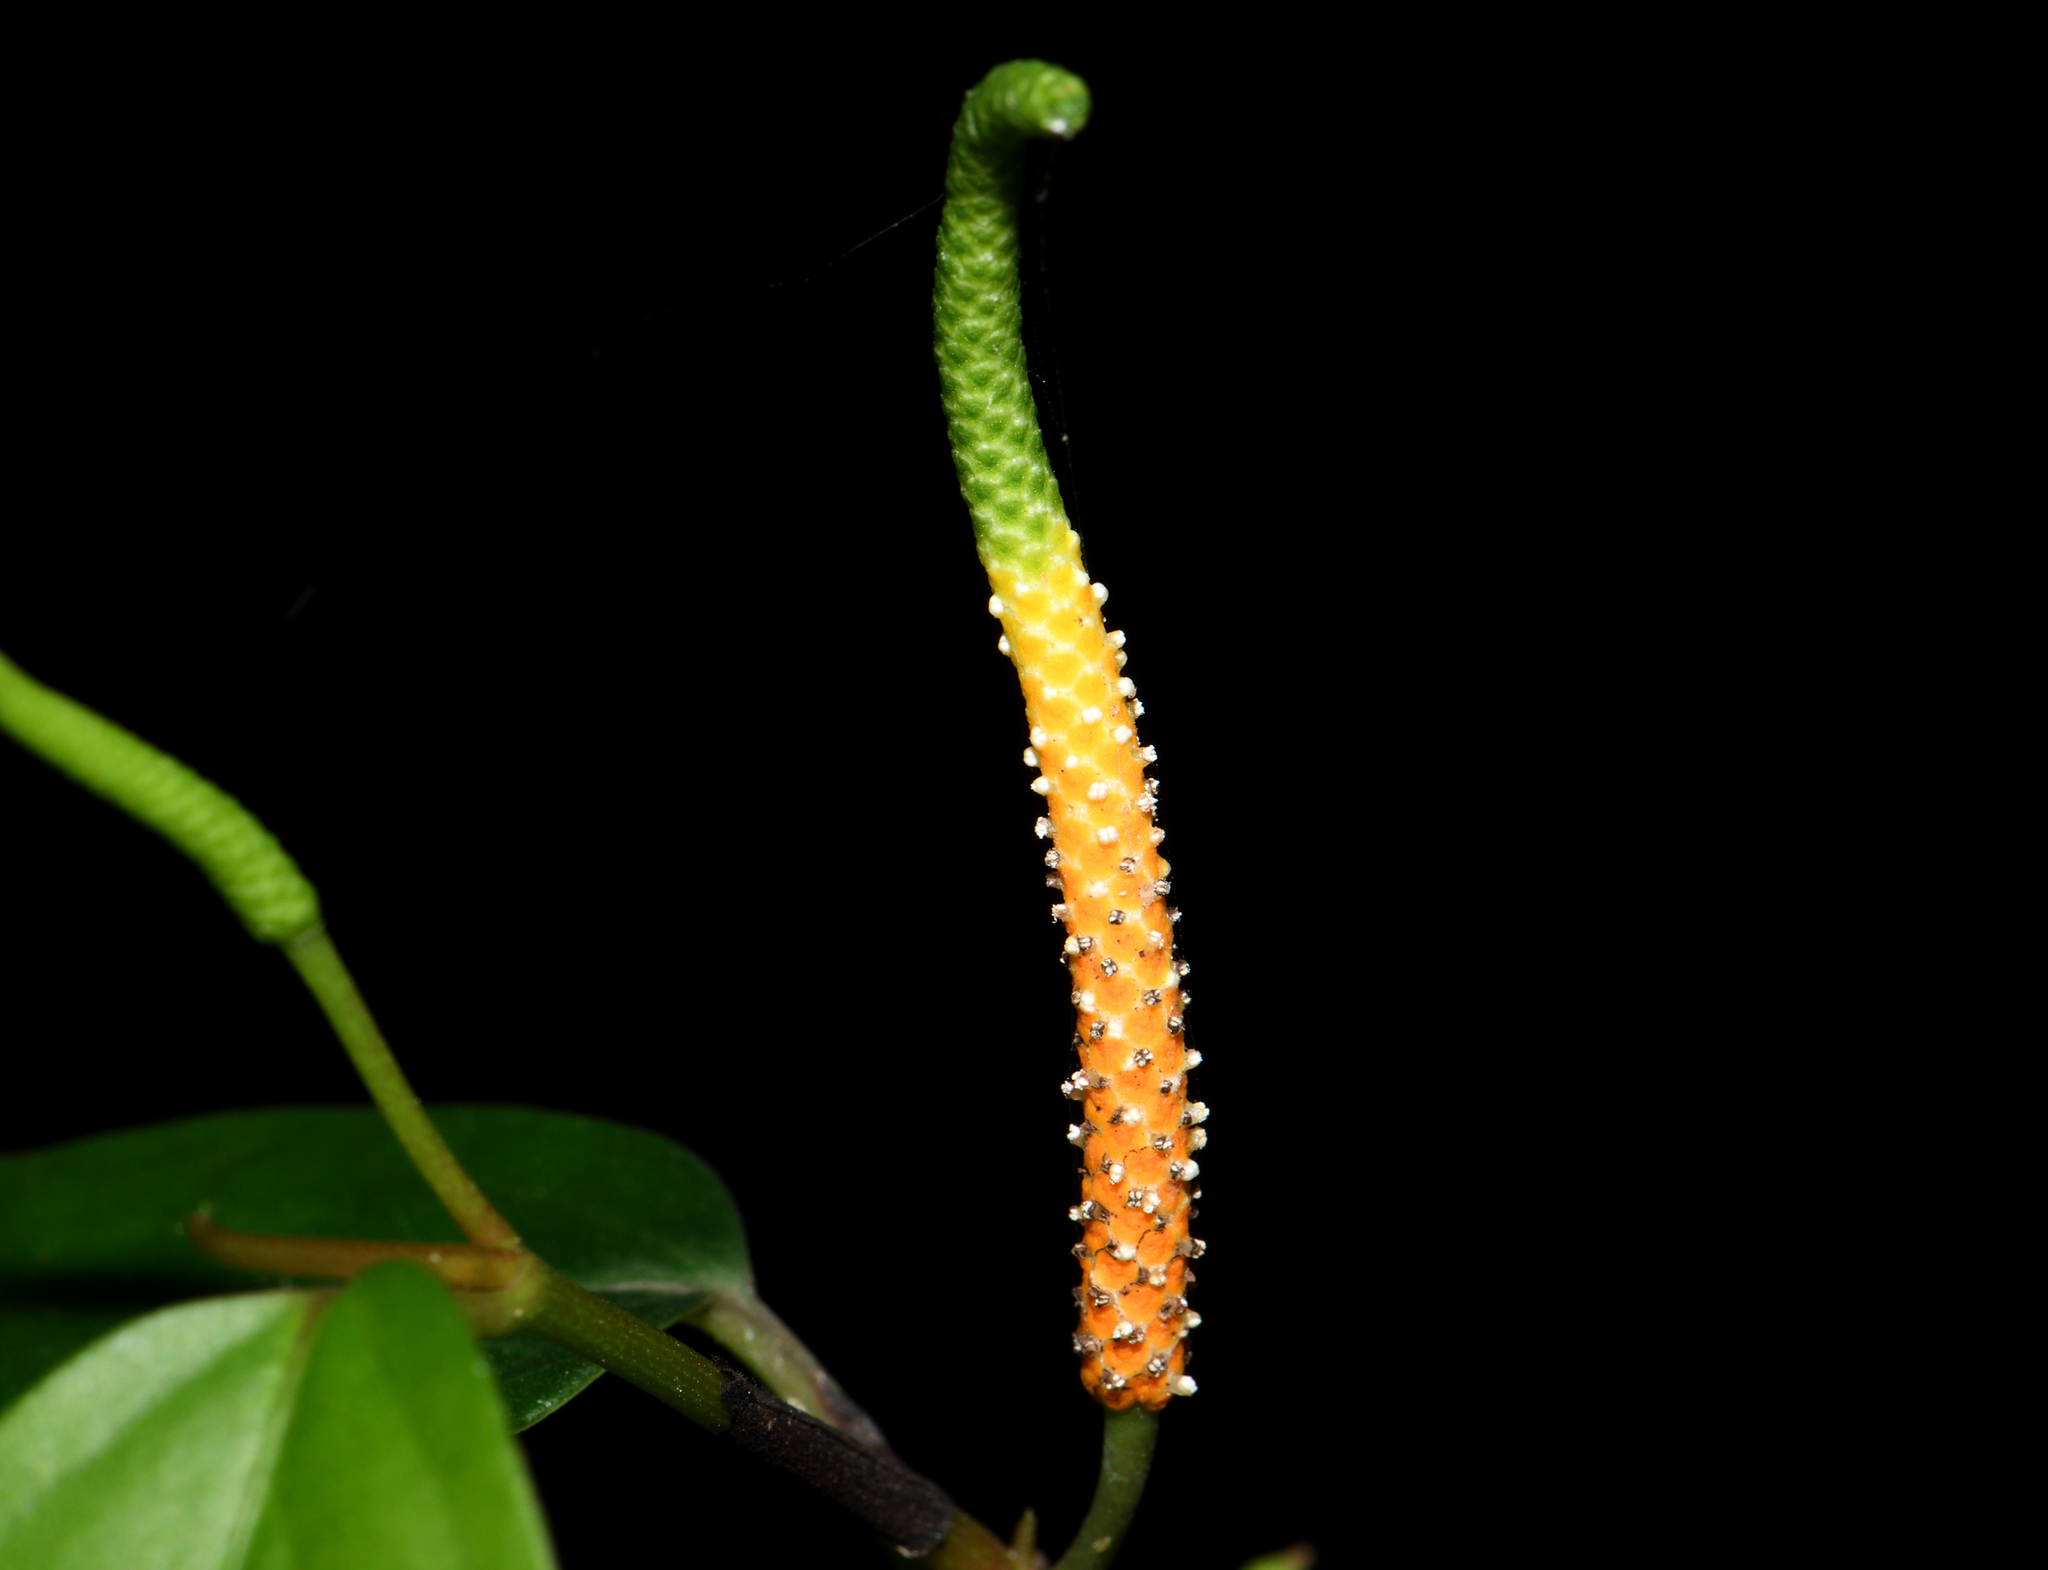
[
  {"x1": 0, "y1": 1106, "x2": 749, "y2": 1429},
  {"x1": 241, "y1": 1262, "x2": 555, "y2": 1570},
  {"x1": 0, "y1": 1263, "x2": 555, "y2": 1569},
  {"x1": 0, "y1": 1290, "x2": 312, "y2": 1569}
]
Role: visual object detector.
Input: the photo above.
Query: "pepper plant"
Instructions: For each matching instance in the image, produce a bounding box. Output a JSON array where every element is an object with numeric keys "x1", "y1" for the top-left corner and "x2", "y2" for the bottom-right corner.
[{"x1": 0, "y1": 56, "x2": 1320, "y2": 1570}]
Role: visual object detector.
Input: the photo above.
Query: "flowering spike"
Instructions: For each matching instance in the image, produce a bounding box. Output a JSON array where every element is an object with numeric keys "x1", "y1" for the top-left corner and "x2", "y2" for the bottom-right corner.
[
  {"x1": 935, "y1": 61, "x2": 1201, "y2": 1413},
  {"x1": 0, "y1": 649, "x2": 320, "y2": 943}
]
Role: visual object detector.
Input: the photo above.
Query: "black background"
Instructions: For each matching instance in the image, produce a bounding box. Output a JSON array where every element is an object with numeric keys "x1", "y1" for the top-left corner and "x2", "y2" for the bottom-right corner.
[{"x1": 0, "y1": 21, "x2": 1784, "y2": 1568}]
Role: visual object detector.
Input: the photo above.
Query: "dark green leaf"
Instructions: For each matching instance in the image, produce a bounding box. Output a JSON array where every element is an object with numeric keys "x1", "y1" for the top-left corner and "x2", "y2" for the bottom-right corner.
[
  {"x1": 0, "y1": 1263, "x2": 556, "y2": 1569},
  {"x1": 0, "y1": 1107, "x2": 750, "y2": 1428}
]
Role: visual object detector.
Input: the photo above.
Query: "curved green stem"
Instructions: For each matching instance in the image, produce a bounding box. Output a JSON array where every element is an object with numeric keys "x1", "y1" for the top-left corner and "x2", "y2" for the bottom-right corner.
[
  {"x1": 934, "y1": 59, "x2": 1091, "y2": 576},
  {"x1": 0, "y1": 646, "x2": 320, "y2": 942},
  {"x1": 283, "y1": 926, "x2": 519, "y2": 1249},
  {"x1": 1052, "y1": 1407, "x2": 1159, "y2": 1570}
]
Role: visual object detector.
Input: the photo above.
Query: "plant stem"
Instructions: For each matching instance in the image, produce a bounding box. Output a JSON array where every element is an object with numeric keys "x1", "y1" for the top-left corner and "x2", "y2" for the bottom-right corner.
[
  {"x1": 283, "y1": 926, "x2": 519, "y2": 1250},
  {"x1": 1051, "y1": 1407, "x2": 1159, "y2": 1570},
  {"x1": 688, "y1": 1285, "x2": 892, "y2": 1452},
  {"x1": 527, "y1": 1265, "x2": 731, "y2": 1432},
  {"x1": 916, "y1": 1508, "x2": 1019, "y2": 1569},
  {"x1": 532, "y1": 1274, "x2": 987, "y2": 1554},
  {"x1": 184, "y1": 1211, "x2": 549, "y2": 1336},
  {"x1": 185, "y1": 1211, "x2": 523, "y2": 1288}
]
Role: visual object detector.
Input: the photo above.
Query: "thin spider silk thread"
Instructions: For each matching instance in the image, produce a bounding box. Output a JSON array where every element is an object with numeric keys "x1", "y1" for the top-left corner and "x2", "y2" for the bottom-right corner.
[{"x1": 765, "y1": 194, "x2": 944, "y2": 291}]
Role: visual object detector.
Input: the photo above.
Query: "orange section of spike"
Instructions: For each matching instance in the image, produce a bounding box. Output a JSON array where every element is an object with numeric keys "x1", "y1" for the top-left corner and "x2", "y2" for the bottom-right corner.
[{"x1": 987, "y1": 533, "x2": 1202, "y2": 1411}]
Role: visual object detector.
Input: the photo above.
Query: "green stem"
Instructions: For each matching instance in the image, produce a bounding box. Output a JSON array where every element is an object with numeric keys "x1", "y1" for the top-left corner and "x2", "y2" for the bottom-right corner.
[
  {"x1": 528, "y1": 1265, "x2": 732, "y2": 1432},
  {"x1": 283, "y1": 927, "x2": 519, "y2": 1250},
  {"x1": 1052, "y1": 1407, "x2": 1159, "y2": 1570},
  {"x1": 916, "y1": 1510, "x2": 1019, "y2": 1569},
  {"x1": 687, "y1": 1285, "x2": 891, "y2": 1452}
]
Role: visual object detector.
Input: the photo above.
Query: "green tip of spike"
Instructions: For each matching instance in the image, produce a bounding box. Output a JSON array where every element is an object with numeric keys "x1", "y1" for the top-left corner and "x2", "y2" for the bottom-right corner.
[
  {"x1": 934, "y1": 61, "x2": 1093, "y2": 577},
  {"x1": 975, "y1": 59, "x2": 1092, "y2": 141}
]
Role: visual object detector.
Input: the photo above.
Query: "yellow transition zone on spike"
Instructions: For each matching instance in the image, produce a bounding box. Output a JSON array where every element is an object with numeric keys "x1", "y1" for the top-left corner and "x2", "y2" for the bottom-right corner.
[{"x1": 988, "y1": 534, "x2": 1199, "y2": 1412}]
